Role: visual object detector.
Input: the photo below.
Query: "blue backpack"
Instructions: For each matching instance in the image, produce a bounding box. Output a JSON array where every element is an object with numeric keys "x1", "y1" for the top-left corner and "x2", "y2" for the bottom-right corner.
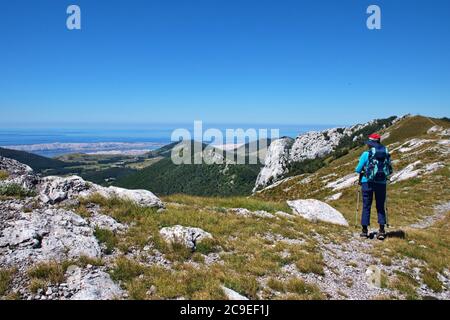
[{"x1": 365, "y1": 145, "x2": 393, "y2": 182}]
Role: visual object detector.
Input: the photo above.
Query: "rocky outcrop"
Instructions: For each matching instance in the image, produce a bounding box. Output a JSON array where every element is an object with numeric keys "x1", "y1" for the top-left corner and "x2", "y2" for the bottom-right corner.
[
  {"x1": 38, "y1": 175, "x2": 164, "y2": 208},
  {"x1": 0, "y1": 156, "x2": 167, "y2": 300},
  {"x1": 0, "y1": 205, "x2": 101, "y2": 267},
  {"x1": 390, "y1": 161, "x2": 444, "y2": 183},
  {"x1": 287, "y1": 199, "x2": 348, "y2": 226},
  {"x1": 159, "y1": 225, "x2": 213, "y2": 251},
  {"x1": 254, "y1": 118, "x2": 396, "y2": 191},
  {"x1": 0, "y1": 156, "x2": 39, "y2": 191},
  {"x1": 38, "y1": 176, "x2": 92, "y2": 204},
  {"x1": 253, "y1": 137, "x2": 293, "y2": 192}
]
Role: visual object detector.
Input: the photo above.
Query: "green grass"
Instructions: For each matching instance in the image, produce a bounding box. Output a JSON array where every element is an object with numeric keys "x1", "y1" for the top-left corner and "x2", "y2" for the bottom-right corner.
[
  {"x1": 266, "y1": 277, "x2": 324, "y2": 299},
  {"x1": 421, "y1": 269, "x2": 443, "y2": 293},
  {"x1": 94, "y1": 227, "x2": 118, "y2": 254},
  {"x1": 27, "y1": 261, "x2": 67, "y2": 293},
  {"x1": 0, "y1": 183, "x2": 35, "y2": 199},
  {"x1": 389, "y1": 271, "x2": 419, "y2": 300},
  {"x1": 163, "y1": 194, "x2": 290, "y2": 213}
]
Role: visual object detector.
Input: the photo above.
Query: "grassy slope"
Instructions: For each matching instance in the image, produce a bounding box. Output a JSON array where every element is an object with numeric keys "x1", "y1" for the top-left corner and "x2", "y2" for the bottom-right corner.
[{"x1": 69, "y1": 194, "x2": 338, "y2": 300}]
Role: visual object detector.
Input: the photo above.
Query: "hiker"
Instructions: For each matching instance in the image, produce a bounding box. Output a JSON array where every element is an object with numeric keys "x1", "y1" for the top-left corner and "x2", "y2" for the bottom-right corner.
[{"x1": 355, "y1": 133, "x2": 393, "y2": 240}]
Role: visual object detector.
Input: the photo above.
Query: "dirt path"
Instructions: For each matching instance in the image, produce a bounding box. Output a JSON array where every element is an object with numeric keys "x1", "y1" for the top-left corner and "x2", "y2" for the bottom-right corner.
[{"x1": 409, "y1": 201, "x2": 450, "y2": 229}]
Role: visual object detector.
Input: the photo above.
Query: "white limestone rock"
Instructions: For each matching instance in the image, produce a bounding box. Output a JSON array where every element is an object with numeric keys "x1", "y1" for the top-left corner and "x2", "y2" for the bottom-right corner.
[
  {"x1": 427, "y1": 125, "x2": 444, "y2": 135},
  {"x1": 38, "y1": 176, "x2": 91, "y2": 204},
  {"x1": 253, "y1": 137, "x2": 293, "y2": 191},
  {"x1": 0, "y1": 156, "x2": 39, "y2": 191},
  {"x1": 325, "y1": 192, "x2": 343, "y2": 202},
  {"x1": 88, "y1": 212, "x2": 127, "y2": 232},
  {"x1": 221, "y1": 286, "x2": 249, "y2": 300},
  {"x1": 95, "y1": 185, "x2": 164, "y2": 208},
  {"x1": 0, "y1": 208, "x2": 101, "y2": 266},
  {"x1": 66, "y1": 266, "x2": 124, "y2": 300},
  {"x1": 390, "y1": 161, "x2": 444, "y2": 184},
  {"x1": 228, "y1": 208, "x2": 274, "y2": 218},
  {"x1": 38, "y1": 175, "x2": 164, "y2": 208},
  {"x1": 287, "y1": 199, "x2": 349, "y2": 226},
  {"x1": 159, "y1": 225, "x2": 213, "y2": 250},
  {"x1": 326, "y1": 173, "x2": 359, "y2": 191}
]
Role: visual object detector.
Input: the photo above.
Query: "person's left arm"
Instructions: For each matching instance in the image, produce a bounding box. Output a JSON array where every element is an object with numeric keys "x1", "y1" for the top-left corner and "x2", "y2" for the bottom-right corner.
[{"x1": 355, "y1": 152, "x2": 368, "y2": 174}]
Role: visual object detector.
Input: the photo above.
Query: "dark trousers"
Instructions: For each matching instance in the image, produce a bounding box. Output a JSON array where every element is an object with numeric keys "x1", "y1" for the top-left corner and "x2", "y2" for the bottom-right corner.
[{"x1": 361, "y1": 182, "x2": 386, "y2": 226}]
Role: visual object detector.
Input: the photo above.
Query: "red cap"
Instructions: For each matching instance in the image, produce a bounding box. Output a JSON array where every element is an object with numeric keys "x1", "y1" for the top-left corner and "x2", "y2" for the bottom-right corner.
[{"x1": 368, "y1": 133, "x2": 381, "y2": 141}]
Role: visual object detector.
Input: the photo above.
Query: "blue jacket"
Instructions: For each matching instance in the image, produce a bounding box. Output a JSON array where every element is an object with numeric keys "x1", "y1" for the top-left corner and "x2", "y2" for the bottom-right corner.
[{"x1": 355, "y1": 146, "x2": 390, "y2": 184}]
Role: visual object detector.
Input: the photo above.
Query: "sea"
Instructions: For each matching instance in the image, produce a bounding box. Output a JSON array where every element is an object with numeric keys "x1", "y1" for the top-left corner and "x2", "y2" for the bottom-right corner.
[{"x1": 0, "y1": 124, "x2": 337, "y2": 158}]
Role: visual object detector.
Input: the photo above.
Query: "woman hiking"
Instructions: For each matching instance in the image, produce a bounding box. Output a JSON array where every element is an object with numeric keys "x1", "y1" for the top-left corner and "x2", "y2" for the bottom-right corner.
[{"x1": 355, "y1": 133, "x2": 393, "y2": 240}]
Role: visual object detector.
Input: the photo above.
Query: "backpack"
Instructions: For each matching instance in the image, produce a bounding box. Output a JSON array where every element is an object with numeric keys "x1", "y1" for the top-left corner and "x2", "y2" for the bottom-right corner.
[{"x1": 365, "y1": 145, "x2": 393, "y2": 182}]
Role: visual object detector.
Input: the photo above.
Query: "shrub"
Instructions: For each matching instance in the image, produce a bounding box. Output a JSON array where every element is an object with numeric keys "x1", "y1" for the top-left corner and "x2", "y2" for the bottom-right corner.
[{"x1": 0, "y1": 183, "x2": 35, "y2": 198}]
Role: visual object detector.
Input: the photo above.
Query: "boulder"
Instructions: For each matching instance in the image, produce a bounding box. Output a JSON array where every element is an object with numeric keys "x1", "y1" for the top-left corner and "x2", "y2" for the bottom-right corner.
[
  {"x1": 287, "y1": 199, "x2": 349, "y2": 226},
  {"x1": 159, "y1": 225, "x2": 213, "y2": 250},
  {"x1": 38, "y1": 175, "x2": 164, "y2": 208},
  {"x1": 88, "y1": 212, "x2": 127, "y2": 232},
  {"x1": 95, "y1": 186, "x2": 164, "y2": 208},
  {"x1": 66, "y1": 266, "x2": 124, "y2": 300}
]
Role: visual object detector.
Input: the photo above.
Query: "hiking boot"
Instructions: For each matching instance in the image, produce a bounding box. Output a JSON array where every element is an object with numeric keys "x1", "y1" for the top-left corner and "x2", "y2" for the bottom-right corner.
[
  {"x1": 360, "y1": 226, "x2": 368, "y2": 238},
  {"x1": 377, "y1": 229, "x2": 386, "y2": 240}
]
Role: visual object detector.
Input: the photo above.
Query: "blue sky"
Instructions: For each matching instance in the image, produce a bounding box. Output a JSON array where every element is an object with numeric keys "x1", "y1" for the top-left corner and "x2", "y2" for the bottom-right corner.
[{"x1": 0, "y1": 0, "x2": 449, "y2": 127}]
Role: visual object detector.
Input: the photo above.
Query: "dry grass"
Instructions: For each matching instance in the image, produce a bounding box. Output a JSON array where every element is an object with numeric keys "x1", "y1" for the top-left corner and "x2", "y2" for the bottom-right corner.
[
  {"x1": 0, "y1": 268, "x2": 16, "y2": 296},
  {"x1": 0, "y1": 170, "x2": 9, "y2": 181},
  {"x1": 74, "y1": 192, "x2": 327, "y2": 300},
  {"x1": 163, "y1": 194, "x2": 291, "y2": 213},
  {"x1": 27, "y1": 261, "x2": 69, "y2": 293}
]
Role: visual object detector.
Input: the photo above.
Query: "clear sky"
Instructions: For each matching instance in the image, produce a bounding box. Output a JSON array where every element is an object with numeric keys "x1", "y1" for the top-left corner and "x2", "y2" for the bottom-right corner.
[{"x1": 0, "y1": 0, "x2": 449, "y2": 127}]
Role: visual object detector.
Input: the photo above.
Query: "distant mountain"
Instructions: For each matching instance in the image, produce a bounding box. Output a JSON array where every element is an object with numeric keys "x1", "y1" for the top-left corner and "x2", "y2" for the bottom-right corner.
[{"x1": 115, "y1": 140, "x2": 268, "y2": 196}]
